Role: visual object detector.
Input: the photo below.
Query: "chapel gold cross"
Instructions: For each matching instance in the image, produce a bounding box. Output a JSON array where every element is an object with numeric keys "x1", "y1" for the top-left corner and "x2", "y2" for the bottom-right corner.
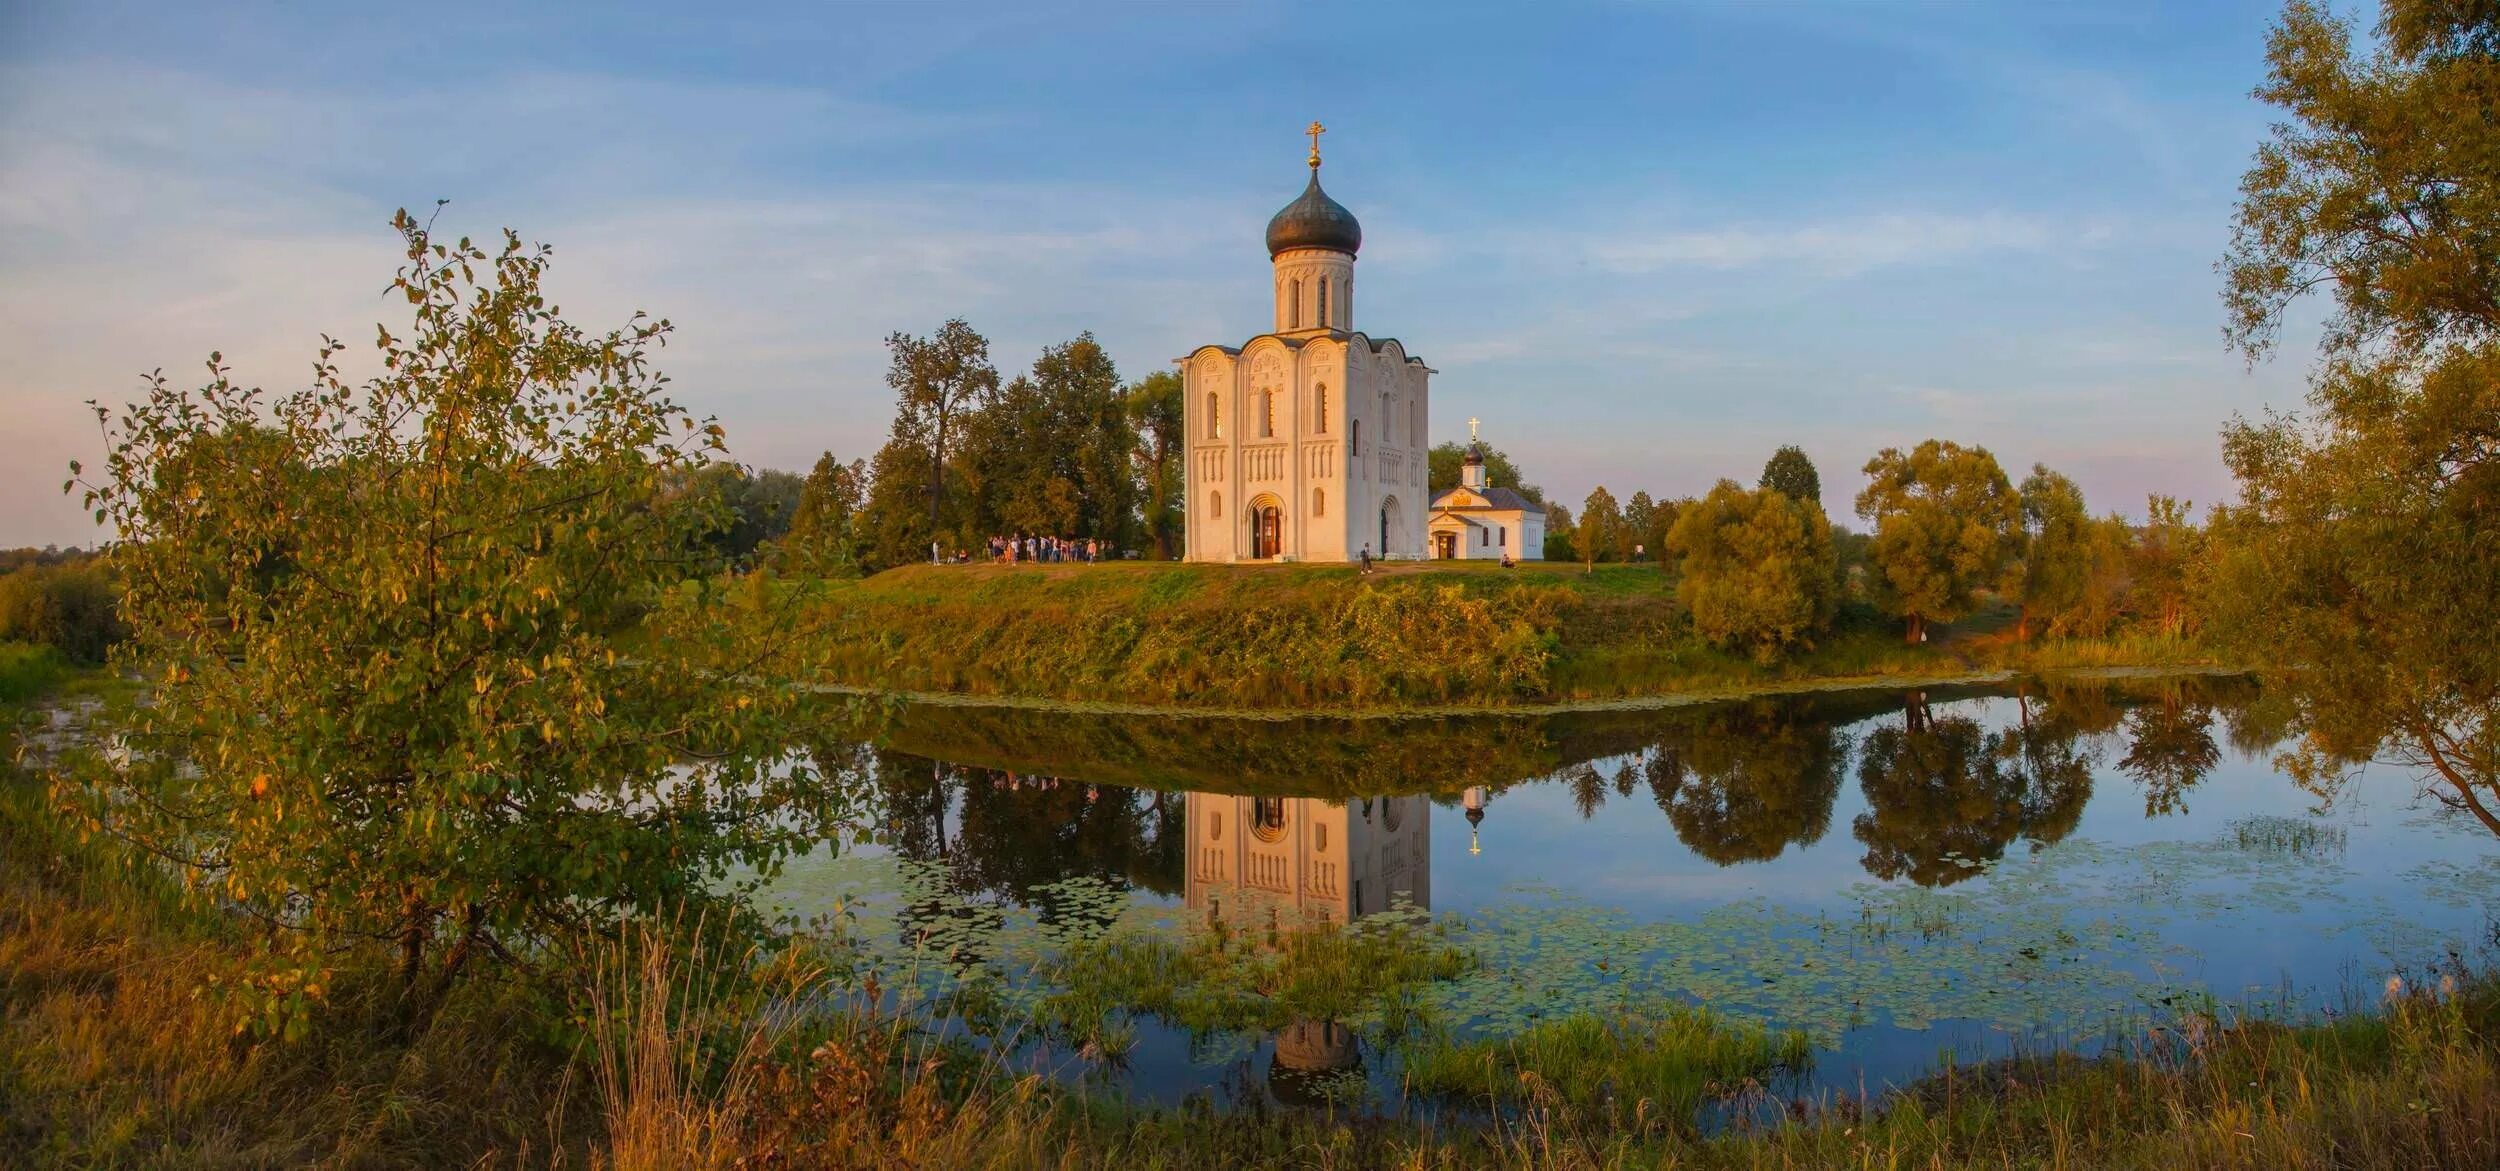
[
  {"x1": 1468, "y1": 417, "x2": 1481, "y2": 442},
  {"x1": 1307, "y1": 121, "x2": 1326, "y2": 167}
]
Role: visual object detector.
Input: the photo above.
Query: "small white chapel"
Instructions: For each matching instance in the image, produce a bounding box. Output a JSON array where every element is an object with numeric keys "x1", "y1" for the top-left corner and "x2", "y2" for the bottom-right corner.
[
  {"x1": 1425, "y1": 419, "x2": 1547, "y2": 560},
  {"x1": 1181, "y1": 124, "x2": 1432, "y2": 563}
]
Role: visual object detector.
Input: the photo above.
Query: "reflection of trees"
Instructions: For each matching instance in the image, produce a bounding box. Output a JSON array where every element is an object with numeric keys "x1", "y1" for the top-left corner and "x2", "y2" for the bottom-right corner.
[
  {"x1": 1568, "y1": 764, "x2": 1609, "y2": 820},
  {"x1": 1853, "y1": 705, "x2": 2092, "y2": 887},
  {"x1": 1646, "y1": 700, "x2": 1847, "y2": 865},
  {"x1": 830, "y1": 747, "x2": 1186, "y2": 954},
  {"x1": 947, "y1": 770, "x2": 1184, "y2": 903},
  {"x1": 2117, "y1": 684, "x2": 2221, "y2": 816}
]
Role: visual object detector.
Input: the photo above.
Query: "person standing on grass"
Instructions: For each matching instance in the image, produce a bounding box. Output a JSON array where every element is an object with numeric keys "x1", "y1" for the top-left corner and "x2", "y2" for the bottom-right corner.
[{"x1": 1359, "y1": 543, "x2": 1374, "y2": 575}]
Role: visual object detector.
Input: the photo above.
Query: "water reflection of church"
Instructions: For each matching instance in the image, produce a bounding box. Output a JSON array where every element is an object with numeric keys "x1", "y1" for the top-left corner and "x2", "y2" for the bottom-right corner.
[{"x1": 1184, "y1": 792, "x2": 1434, "y2": 923}]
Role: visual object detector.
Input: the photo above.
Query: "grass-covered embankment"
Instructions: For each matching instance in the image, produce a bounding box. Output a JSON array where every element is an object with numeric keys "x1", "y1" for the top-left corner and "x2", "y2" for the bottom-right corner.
[{"x1": 760, "y1": 561, "x2": 2222, "y2": 712}]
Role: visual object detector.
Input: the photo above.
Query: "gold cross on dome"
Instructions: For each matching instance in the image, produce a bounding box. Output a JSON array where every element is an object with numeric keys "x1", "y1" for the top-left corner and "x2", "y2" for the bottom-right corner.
[
  {"x1": 1468, "y1": 417, "x2": 1480, "y2": 442},
  {"x1": 1306, "y1": 121, "x2": 1326, "y2": 168}
]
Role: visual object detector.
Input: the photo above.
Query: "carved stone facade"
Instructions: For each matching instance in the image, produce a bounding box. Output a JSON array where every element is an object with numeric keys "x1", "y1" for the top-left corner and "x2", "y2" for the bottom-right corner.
[{"x1": 1180, "y1": 153, "x2": 1430, "y2": 562}]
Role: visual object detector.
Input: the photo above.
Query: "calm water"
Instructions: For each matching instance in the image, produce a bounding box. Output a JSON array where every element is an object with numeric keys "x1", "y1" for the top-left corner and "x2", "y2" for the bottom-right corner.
[{"x1": 763, "y1": 676, "x2": 2500, "y2": 1113}]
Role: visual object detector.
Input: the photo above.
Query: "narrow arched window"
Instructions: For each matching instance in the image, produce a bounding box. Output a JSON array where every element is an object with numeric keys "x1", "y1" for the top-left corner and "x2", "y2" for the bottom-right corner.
[
  {"x1": 1352, "y1": 419, "x2": 1361, "y2": 457},
  {"x1": 1261, "y1": 391, "x2": 1275, "y2": 438},
  {"x1": 1252, "y1": 797, "x2": 1287, "y2": 843},
  {"x1": 1317, "y1": 279, "x2": 1330, "y2": 329},
  {"x1": 1313, "y1": 487, "x2": 1325, "y2": 517},
  {"x1": 1206, "y1": 392, "x2": 1220, "y2": 440},
  {"x1": 1288, "y1": 279, "x2": 1302, "y2": 329},
  {"x1": 1381, "y1": 393, "x2": 1393, "y2": 444},
  {"x1": 1209, "y1": 490, "x2": 1221, "y2": 517},
  {"x1": 1314, "y1": 384, "x2": 1328, "y2": 433}
]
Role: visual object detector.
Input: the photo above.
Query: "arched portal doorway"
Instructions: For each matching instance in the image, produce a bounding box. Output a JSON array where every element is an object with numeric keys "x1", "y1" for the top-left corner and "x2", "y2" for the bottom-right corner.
[
  {"x1": 1378, "y1": 495, "x2": 1400, "y2": 559},
  {"x1": 1247, "y1": 495, "x2": 1285, "y2": 560}
]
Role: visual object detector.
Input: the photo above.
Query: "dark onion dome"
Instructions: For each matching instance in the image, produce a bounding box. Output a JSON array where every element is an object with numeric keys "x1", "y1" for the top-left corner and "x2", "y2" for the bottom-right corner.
[
  {"x1": 1463, "y1": 442, "x2": 1486, "y2": 467},
  {"x1": 1265, "y1": 168, "x2": 1363, "y2": 257}
]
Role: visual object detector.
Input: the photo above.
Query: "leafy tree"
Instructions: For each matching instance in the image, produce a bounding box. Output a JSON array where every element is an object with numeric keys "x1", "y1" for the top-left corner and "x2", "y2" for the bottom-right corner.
[
  {"x1": 1646, "y1": 496, "x2": 1689, "y2": 576},
  {"x1": 2065, "y1": 513, "x2": 2138, "y2": 638},
  {"x1": 1830, "y1": 523, "x2": 1875, "y2": 604},
  {"x1": 861, "y1": 432, "x2": 944, "y2": 568},
  {"x1": 870, "y1": 320, "x2": 998, "y2": 561},
  {"x1": 1759, "y1": 445, "x2": 1822, "y2": 508},
  {"x1": 680, "y1": 463, "x2": 802, "y2": 567},
  {"x1": 1126, "y1": 370, "x2": 1186, "y2": 559},
  {"x1": 2008, "y1": 464, "x2": 2092, "y2": 640},
  {"x1": 65, "y1": 213, "x2": 837, "y2": 1035},
  {"x1": 2129, "y1": 495, "x2": 2203, "y2": 638},
  {"x1": 2223, "y1": 0, "x2": 2500, "y2": 362},
  {"x1": 783, "y1": 451, "x2": 870, "y2": 575},
  {"x1": 1664, "y1": 479, "x2": 1838, "y2": 662},
  {"x1": 1426, "y1": 442, "x2": 1543, "y2": 503},
  {"x1": 1622, "y1": 492, "x2": 1656, "y2": 562},
  {"x1": 2211, "y1": 0, "x2": 2500, "y2": 836},
  {"x1": 1541, "y1": 502, "x2": 1576, "y2": 562},
  {"x1": 958, "y1": 334, "x2": 1135, "y2": 547},
  {"x1": 1854, "y1": 440, "x2": 2021, "y2": 644},
  {"x1": 1575, "y1": 486, "x2": 1622, "y2": 570}
]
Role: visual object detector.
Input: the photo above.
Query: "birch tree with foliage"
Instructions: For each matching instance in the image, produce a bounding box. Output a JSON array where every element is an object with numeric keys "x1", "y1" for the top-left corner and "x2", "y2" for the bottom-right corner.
[
  {"x1": 65, "y1": 211, "x2": 841, "y2": 1038},
  {"x1": 2210, "y1": 0, "x2": 2500, "y2": 834}
]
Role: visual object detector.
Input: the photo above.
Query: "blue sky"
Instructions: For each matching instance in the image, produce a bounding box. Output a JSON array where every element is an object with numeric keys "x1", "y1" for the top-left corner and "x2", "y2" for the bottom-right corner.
[{"x1": 0, "y1": 0, "x2": 2318, "y2": 544}]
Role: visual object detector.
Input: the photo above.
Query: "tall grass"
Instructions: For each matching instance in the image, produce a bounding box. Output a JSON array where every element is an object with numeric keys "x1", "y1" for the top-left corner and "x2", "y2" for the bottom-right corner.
[
  {"x1": 1402, "y1": 1007, "x2": 1815, "y2": 1131},
  {"x1": 586, "y1": 918, "x2": 798, "y2": 1171},
  {"x1": 0, "y1": 640, "x2": 66, "y2": 704}
]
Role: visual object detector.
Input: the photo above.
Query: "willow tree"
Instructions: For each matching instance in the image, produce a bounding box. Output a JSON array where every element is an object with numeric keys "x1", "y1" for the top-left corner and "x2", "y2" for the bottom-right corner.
[
  {"x1": 1855, "y1": 440, "x2": 2021, "y2": 644},
  {"x1": 67, "y1": 212, "x2": 836, "y2": 1036},
  {"x1": 2212, "y1": 0, "x2": 2500, "y2": 832}
]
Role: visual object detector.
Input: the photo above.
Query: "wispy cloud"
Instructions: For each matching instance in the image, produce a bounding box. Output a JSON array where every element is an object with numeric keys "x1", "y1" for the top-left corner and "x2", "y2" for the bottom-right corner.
[{"x1": 1583, "y1": 212, "x2": 2108, "y2": 277}]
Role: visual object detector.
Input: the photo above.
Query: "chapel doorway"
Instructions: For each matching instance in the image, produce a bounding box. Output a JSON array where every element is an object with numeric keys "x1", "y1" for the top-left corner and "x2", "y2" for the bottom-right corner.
[
  {"x1": 1434, "y1": 531, "x2": 1458, "y2": 560},
  {"x1": 1249, "y1": 500, "x2": 1283, "y2": 560}
]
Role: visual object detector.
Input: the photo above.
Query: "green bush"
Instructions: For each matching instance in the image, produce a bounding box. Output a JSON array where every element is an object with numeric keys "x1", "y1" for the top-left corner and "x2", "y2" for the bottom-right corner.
[
  {"x1": 0, "y1": 642, "x2": 67, "y2": 705},
  {"x1": 0, "y1": 563, "x2": 124, "y2": 665}
]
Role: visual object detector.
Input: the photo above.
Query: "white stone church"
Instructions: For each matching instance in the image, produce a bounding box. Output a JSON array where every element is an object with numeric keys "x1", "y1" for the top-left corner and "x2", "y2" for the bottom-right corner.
[{"x1": 1181, "y1": 127, "x2": 1433, "y2": 562}]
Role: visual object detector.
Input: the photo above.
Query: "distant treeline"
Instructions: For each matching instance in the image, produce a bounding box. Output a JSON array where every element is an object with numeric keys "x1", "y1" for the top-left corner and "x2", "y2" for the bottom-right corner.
[
  {"x1": 1488, "y1": 443, "x2": 2212, "y2": 663},
  {"x1": 0, "y1": 546, "x2": 122, "y2": 664}
]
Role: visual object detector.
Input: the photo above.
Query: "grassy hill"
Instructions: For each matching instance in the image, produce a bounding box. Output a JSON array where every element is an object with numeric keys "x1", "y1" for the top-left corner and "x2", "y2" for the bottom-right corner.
[{"x1": 751, "y1": 560, "x2": 2217, "y2": 713}]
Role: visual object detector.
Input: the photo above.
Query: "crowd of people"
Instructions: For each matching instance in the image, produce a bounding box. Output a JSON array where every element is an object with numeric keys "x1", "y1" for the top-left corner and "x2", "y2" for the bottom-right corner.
[{"x1": 929, "y1": 536, "x2": 1115, "y2": 565}]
